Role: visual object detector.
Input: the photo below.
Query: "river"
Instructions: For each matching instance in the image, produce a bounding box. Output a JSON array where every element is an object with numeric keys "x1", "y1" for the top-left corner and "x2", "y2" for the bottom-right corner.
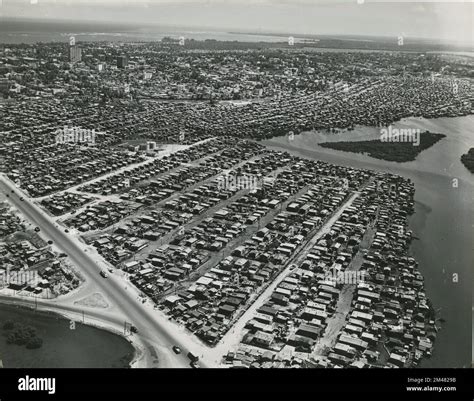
[{"x1": 262, "y1": 115, "x2": 474, "y2": 368}]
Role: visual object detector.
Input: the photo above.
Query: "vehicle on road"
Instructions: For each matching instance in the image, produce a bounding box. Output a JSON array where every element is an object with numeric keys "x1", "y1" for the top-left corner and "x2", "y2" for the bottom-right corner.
[
  {"x1": 100, "y1": 270, "x2": 109, "y2": 278},
  {"x1": 19, "y1": 197, "x2": 24, "y2": 201},
  {"x1": 190, "y1": 361, "x2": 200, "y2": 368},
  {"x1": 172, "y1": 346, "x2": 181, "y2": 354},
  {"x1": 47, "y1": 240, "x2": 53, "y2": 245},
  {"x1": 187, "y1": 352, "x2": 199, "y2": 362},
  {"x1": 130, "y1": 325, "x2": 138, "y2": 333},
  {"x1": 34, "y1": 227, "x2": 40, "y2": 232}
]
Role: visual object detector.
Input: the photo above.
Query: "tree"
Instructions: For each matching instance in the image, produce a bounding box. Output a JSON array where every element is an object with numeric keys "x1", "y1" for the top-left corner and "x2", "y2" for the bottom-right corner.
[
  {"x1": 26, "y1": 337, "x2": 43, "y2": 349},
  {"x1": 3, "y1": 320, "x2": 14, "y2": 330},
  {"x1": 6, "y1": 324, "x2": 37, "y2": 345}
]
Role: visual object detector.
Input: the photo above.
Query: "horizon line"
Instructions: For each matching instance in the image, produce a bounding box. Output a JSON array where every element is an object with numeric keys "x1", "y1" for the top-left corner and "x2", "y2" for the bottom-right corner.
[{"x1": 1, "y1": 16, "x2": 472, "y2": 47}]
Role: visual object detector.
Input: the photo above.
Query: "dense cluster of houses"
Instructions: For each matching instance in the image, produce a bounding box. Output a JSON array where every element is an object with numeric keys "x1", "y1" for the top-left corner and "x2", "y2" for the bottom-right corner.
[
  {"x1": 145, "y1": 156, "x2": 370, "y2": 345},
  {"x1": 225, "y1": 174, "x2": 434, "y2": 368},
  {"x1": 199, "y1": 76, "x2": 472, "y2": 141},
  {"x1": 0, "y1": 41, "x2": 453, "y2": 368},
  {"x1": 2, "y1": 43, "x2": 473, "y2": 196},
  {"x1": 227, "y1": 183, "x2": 379, "y2": 364},
  {"x1": 64, "y1": 200, "x2": 141, "y2": 232},
  {"x1": 77, "y1": 137, "x2": 243, "y2": 196},
  {"x1": 0, "y1": 203, "x2": 24, "y2": 237},
  {"x1": 40, "y1": 192, "x2": 94, "y2": 216},
  {"x1": 62, "y1": 147, "x2": 381, "y2": 351},
  {"x1": 0, "y1": 241, "x2": 80, "y2": 297},
  {"x1": 0, "y1": 205, "x2": 80, "y2": 297},
  {"x1": 85, "y1": 149, "x2": 299, "y2": 295},
  {"x1": 90, "y1": 209, "x2": 195, "y2": 265},
  {"x1": 64, "y1": 139, "x2": 272, "y2": 233},
  {"x1": 7, "y1": 144, "x2": 145, "y2": 198}
]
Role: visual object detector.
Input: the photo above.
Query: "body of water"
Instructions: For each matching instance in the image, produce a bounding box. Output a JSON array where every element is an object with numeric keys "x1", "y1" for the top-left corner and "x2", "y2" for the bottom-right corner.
[
  {"x1": 0, "y1": 304, "x2": 135, "y2": 368},
  {"x1": 0, "y1": 24, "x2": 290, "y2": 44},
  {"x1": 262, "y1": 115, "x2": 474, "y2": 368}
]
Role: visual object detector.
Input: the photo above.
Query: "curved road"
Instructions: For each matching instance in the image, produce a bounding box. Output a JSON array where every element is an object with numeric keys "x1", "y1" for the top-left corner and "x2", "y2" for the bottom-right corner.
[
  {"x1": 0, "y1": 294, "x2": 129, "y2": 334},
  {"x1": 0, "y1": 175, "x2": 206, "y2": 368}
]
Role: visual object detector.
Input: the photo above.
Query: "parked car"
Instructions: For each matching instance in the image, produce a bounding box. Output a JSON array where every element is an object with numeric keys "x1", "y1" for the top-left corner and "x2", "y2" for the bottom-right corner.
[
  {"x1": 187, "y1": 352, "x2": 199, "y2": 362},
  {"x1": 172, "y1": 346, "x2": 181, "y2": 354},
  {"x1": 100, "y1": 270, "x2": 109, "y2": 278}
]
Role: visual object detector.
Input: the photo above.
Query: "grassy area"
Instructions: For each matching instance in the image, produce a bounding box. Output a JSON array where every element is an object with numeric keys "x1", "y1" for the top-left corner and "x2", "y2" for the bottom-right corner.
[
  {"x1": 319, "y1": 131, "x2": 445, "y2": 162},
  {"x1": 460, "y1": 148, "x2": 474, "y2": 173}
]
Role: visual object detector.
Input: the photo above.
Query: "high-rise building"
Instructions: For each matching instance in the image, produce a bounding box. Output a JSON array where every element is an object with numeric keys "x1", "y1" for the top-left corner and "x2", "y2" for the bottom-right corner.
[
  {"x1": 69, "y1": 46, "x2": 82, "y2": 63},
  {"x1": 117, "y1": 55, "x2": 128, "y2": 69}
]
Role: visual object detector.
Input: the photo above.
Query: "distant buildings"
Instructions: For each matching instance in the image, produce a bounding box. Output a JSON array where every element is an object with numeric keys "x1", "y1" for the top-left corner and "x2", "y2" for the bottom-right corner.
[
  {"x1": 0, "y1": 78, "x2": 11, "y2": 93},
  {"x1": 69, "y1": 46, "x2": 82, "y2": 64}
]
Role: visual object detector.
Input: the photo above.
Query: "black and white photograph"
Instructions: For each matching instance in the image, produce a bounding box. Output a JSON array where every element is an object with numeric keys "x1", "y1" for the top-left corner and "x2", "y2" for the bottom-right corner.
[{"x1": 0, "y1": 1, "x2": 472, "y2": 400}]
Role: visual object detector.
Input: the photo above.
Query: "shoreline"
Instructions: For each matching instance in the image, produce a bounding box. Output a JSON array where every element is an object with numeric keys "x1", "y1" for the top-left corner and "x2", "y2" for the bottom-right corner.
[{"x1": 260, "y1": 114, "x2": 474, "y2": 368}]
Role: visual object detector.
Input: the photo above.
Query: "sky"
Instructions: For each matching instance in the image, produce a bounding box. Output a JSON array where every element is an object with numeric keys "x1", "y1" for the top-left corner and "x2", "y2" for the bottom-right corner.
[{"x1": 0, "y1": 0, "x2": 472, "y2": 44}]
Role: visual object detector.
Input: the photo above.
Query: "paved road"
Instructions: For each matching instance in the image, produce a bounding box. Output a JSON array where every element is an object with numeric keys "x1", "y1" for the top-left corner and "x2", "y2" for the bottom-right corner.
[
  {"x1": 0, "y1": 175, "x2": 203, "y2": 368},
  {"x1": 312, "y1": 223, "x2": 376, "y2": 357},
  {"x1": 0, "y1": 293, "x2": 129, "y2": 333}
]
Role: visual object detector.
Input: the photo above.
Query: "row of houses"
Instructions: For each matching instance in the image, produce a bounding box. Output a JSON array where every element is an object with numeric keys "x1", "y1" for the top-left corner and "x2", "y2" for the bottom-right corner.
[
  {"x1": 78, "y1": 137, "x2": 246, "y2": 196},
  {"x1": 85, "y1": 148, "x2": 297, "y2": 281},
  {"x1": 40, "y1": 192, "x2": 94, "y2": 216},
  {"x1": 236, "y1": 184, "x2": 372, "y2": 357},
  {"x1": 8, "y1": 144, "x2": 145, "y2": 198},
  {"x1": 64, "y1": 200, "x2": 141, "y2": 232},
  {"x1": 90, "y1": 208, "x2": 195, "y2": 265}
]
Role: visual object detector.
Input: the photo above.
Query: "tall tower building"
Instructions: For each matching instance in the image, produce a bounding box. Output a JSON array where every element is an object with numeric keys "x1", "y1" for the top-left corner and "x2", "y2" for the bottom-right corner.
[
  {"x1": 69, "y1": 46, "x2": 82, "y2": 63},
  {"x1": 117, "y1": 55, "x2": 128, "y2": 69}
]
